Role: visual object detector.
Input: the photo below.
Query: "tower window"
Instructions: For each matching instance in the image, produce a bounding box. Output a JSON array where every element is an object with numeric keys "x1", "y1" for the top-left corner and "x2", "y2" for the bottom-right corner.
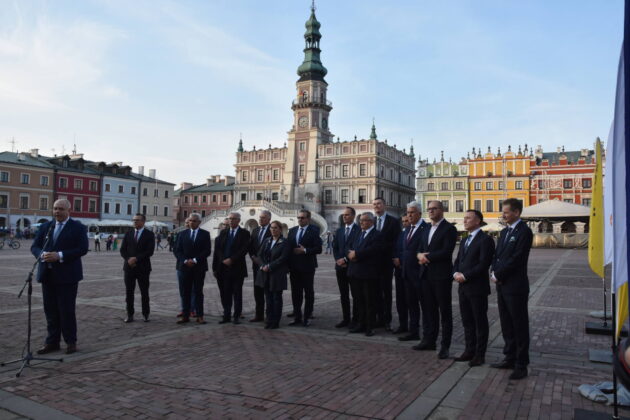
[{"x1": 299, "y1": 142, "x2": 306, "y2": 151}]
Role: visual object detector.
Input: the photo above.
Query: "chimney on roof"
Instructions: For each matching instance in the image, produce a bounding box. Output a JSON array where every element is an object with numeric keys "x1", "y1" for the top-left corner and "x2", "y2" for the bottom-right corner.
[
  {"x1": 224, "y1": 176, "x2": 235, "y2": 186},
  {"x1": 149, "y1": 169, "x2": 156, "y2": 179},
  {"x1": 181, "y1": 182, "x2": 193, "y2": 190},
  {"x1": 29, "y1": 148, "x2": 39, "y2": 157},
  {"x1": 138, "y1": 166, "x2": 144, "y2": 175}
]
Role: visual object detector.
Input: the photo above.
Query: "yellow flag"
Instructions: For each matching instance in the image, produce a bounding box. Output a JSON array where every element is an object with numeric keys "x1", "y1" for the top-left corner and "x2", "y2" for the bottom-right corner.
[{"x1": 588, "y1": 138, "x2": 604, "y2": 278}]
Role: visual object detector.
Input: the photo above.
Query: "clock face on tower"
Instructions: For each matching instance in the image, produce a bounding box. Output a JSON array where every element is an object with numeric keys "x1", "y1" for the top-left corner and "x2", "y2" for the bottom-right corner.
[
  {"x1": 322, "y1": 118, "x2": 328, "y2": 129},
  {"x1": 298, "y1": 116, "x2": 308, "y2": 128}
]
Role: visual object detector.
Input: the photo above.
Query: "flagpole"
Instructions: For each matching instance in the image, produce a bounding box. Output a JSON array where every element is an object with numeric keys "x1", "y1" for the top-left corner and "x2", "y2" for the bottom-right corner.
[
  {"x1": 604, "y1": 277, "x2": 609, "y2": 327},
  {"x1": 612, "y1": 289, "x2": 620, "y2": 420}
]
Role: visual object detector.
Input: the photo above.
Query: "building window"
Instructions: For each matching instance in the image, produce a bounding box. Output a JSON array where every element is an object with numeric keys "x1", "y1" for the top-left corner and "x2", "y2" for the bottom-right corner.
[
  {"x1": 515, "y1": 181, "x2": 523, "y2": 190},
  {"x1": 59, "y1": 177, "x2": 68, "y2": 188},
  {"x1": 241, "y1": 193, "x2": 247, "y2": 201},
  {"x1": 142, "y1": 205, "x2": 147, "y2": 215},
  {"x1": 257, "y1": 170, "x2": 264, "y2": 182},
  {"x1": 441, "y1": 182, "x2": 448, "y2": 191},
  {"x1": 427, "y1": 182, "x2": 435, "y2": 191},
  {"x1": 358, "y1": 189, "x2": 366, "y2": 204},
  {"x1": 104, "y1": 202, "x2": 110, "y2": 213},
  {"x1": 273, "y1": 169, "x2": 279, "y2": 181},
  {"x1": 498, "y1": 181, "x2": 504, "y2": 190},
  {"x1": 89, "y1": 199, "x2": 96, "y2": 213},
  {"x1": 341, "y1": 189, "x2": 349, "y2": 204},
  {"x1": 474, "y1": 200, "x2": 481, "y2": 211},
  {"x1": 115, "y1": 203, "x2": 121, "y2": 214},
  {"x1": 342, "y1": 165, "x2": 349, "y2": 177},
  {"x1": 127, "y1": 204, "x2": 133, "y2": 215},
  {"x1": 582, "y1": 198, "x2": 591, "y2": 207},
  {"x1": 499, "y1": 200, "x2": 504, "y2": 210},
  {"x1": 105, "y1": 183, "x2": 111, "y2": 192},
  {"x1": 563, "y1": 179, "x2": 573, "y2": 189},
  {"x1": 40, "y1": 176, "x2": 49, "y2": 186},
  {"x1": 202, "y1": 195, "x2": 207, "y2": 203},
  {"x1": 564, "y1": 198, "x2": 573, "y2": 203},
  {"x1": 474, "y1": 182, "x2": 481, "y2": 191},
  {"x1": 222, "y1": 194, "x2": 227, "y2": 202},
  {"x1": 118, "y1": 185, "x2": 124, "y2": 193},
  {"x1": 582, "y1": 179, "x2": 592, "y2": 188},
  {"x1": 538, "y1": 180, "x2": 544, "y2": 189},
  {"x1": 90, "y1": 180, "x2": 98, "y2": 191},
  {"x1": 201, "y1": 210, "x2": 206, "y2": 218},
  {"x1": 209, "y1": 194, "x2": 215, "y2": 203},
  {"x1": 0, "y1": 194, "x2": 8, "y2": 208},
  {"x1": 441, "y1": 200, "x2": 449, "y2": 212},
  {"x1": 380, "y1": 165, "x2": 384, "y2": 178},
  {"x1": 21, "y1": 173, "x2": 30, "y2": 184},
  {"x1": 39, "y1": 196, "x2": 48, "y2": 211},
  {"x1": 272, "y1": 192, "x2": 278, "y2": 200},
  {"x1": 183, "y1": 210, "x2": 188, "y2": 218},
  {"x1": 390, "y1": 169, "x2": 394, "y2": 180},
  {"x1": 0, "y1": 171, "x2": 8, "y2": 182},
  {"x1": 325, "y1": 166, "x2": 332, "y2": 178},
  {"x1": 455, "y1": 182, "x2": 463, "y2": 190},
  {"x1": 455, "y1": 200, "x2": 464, "y2": 212},
  {"x1": 324, "y1": 190, "x2": 332, "y2": 204},
  {"x1": 20, "y1": 195, "x2": 29, "y2": 209},
  {"x1": 242, "y1": 171, "x2": 248, "y2": 182},
  {"x1": 256, "y1": 193, "x2": 263, "y2": 200},
  {"x1": 153, "y1": 205, "x2": 158, "y2": 216},
  {"x1": 163, "y1": 206, "x2": 169, "y2": 217},
  {"x1": 359, "y1": 164, "x2": 367, "y2": 176},
  {"x1": 486, "y1": 181, "x2": 493, "y2": 190},
  {"x1": 299, "y1": 142, "x2": 306, "y2": 151},
  {"x1": 164, "y1": 190, "x2": 169, "y2": 198},
  {"x1": 143, "y1": 188, "x2": 148, "y2": 196},
  {"x1": 73, "y1": 198, "x2": 81, "y2": 212},
  {"x1": 131, "y1": 186, "x2": 136, "y2": 195},
  {"x1": 298, "y1": 164, "x2": 305, "y2": 178},
  {"x1": 184, "y1": 196, "x2": 189, "y2": 204},
  {"x1": 154, "y1": 189, "x2": 158, "y2": 197},
  {"x1": 486, "y1": 200, "x2": 494, "y2": 212}
]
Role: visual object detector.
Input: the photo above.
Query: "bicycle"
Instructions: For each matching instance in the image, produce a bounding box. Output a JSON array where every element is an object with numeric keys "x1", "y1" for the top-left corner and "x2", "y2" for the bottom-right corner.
[{"x1": 0, "y1": 238, "x2": 21, "y2": 250}]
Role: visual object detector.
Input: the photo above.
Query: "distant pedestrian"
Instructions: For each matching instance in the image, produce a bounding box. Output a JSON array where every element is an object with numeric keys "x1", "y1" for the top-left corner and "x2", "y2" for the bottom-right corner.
[
  {"x1": 94, "y1": 232, "x2": 101, "y2": 252},
  {"x1": 156, "y1": 233, "x2": 164, "y2": 251},
  {"x1": 106, "y1": 235, "x2": 113, "y2": 251},
  {"x1": 325, "y1": 231, "x2": 333, "y2": 254}
]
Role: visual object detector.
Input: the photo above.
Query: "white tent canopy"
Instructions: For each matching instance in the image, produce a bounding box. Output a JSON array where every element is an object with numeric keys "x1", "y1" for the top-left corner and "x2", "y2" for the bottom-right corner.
[
  {"x1": 521, "y1": 199, "x2": 590, "y2": 219},
  {"x1": 145, "y1": 220, "x2": 168, "y2": 228},
  {"x1": 95, "y1": 219, "x2": 133, "y2": 227}
]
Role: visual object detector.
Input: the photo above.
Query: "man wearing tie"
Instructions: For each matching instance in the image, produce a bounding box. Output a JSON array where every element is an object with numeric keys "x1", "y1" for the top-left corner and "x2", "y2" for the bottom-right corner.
[
  {"x1": 347, "y1": 212, "x2": 384, "y2": 337},
  {"x1": 373, "y1": 197, "x2": 402, "y2": 331},
  {"x1": 174, "y1": 213, "x2": 211, "y2": 324},
  {"x1": 31, "y1": 199, "x2": 89, "y2": 355},
  {"x1": 398, "y1": 202, "x2": 427, "y2": 342},
  {"x1": 213, "y1": 212, "x2": 251, "y2": 324},
  {"x1": 120, "y1": 213, "x2": 155, "y2": 323},
  {"x1": 490, "y1": 198, "x2": 533, "y2": 380},
  {"x1": 332, "y1": 207, "x2": 360, "y2": 328},
  {"x1": 453, "y1": 210, "x2": 495, "y2": 367},
  {"x1": 415, "y1": 200, "x2": 457, "y2": 359},
  {"x1": 287, "y1": 210, "x2": 322, "y2": 327},
  {"x1": 248, "y1": 210, "x2": 272, "y2": 322}
]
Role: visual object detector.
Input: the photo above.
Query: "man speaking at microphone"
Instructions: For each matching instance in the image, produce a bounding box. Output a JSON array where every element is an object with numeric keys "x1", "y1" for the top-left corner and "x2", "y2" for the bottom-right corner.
[{"x1": 31, "y1": 199, "x2": 89, "y2": 355}]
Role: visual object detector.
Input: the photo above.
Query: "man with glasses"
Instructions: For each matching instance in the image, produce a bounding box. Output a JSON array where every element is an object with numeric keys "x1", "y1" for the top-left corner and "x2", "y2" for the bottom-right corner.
[
  {"x1": 287, "y1": 210, "x2": 322, "y2": 327},
  {"x1": 248, "y1": 210, "x2": 272, "y2": 322},
  {"x1": 332, "y1": 207, "x2": 360, "y2": 328},
  {"x1": 120, "y1": 213, "x2": 155, "y2": 323},
  {"x1": 415, "y1": 200, "x2": 457, "y2": 359}
]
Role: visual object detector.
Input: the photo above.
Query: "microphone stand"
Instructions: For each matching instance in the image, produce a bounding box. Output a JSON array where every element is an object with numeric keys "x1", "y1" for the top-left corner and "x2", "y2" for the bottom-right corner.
[{"x1": 1, "y1": 222, "x2": 63, "y2": 377}]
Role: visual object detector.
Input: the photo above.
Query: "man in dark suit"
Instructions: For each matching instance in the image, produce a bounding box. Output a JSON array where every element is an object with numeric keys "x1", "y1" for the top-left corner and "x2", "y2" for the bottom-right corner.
[
  {"x1": 347, "y1": 212, "x2": 384, "y2": 337},
  {"x1": 174, "y1": 212, "x2": 211, "y2": 324},
  {"x1": 398, "y1": 202, "x2": 428, "y2": 342},
  {"x1": 490, "y1": 198, "x2": 533, "y2": 380},
  {"x1": 248, "y1": 210, "x2": 272, "y2": 322},
  {"x1": 373, "y1": 197, "x2": 402, "y2": 331},
  {"x1": 287, "y1": 209, "x2": 322, "y2": 327},
  {"x1": 31, "y1": 199, "x2": 89, "y2": 355},
  {"x1": 213, "y1": 212, "x2": 251, "y2": 324},
  {"x1": 415, "y1": 200, "x2": 457, "y2": 359},
  {"x1": 453, "y1": 210, "x2": 495, "y2": 367},
  {"x1": 120, "y1": 213, "x2": 155, "y2": 323},
  {"x1": 332, "y1": 207, "x2": 360, "y2": 328}
]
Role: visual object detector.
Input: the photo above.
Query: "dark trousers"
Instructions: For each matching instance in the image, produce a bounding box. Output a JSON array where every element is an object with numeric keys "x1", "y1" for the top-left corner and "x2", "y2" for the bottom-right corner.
[
  {"x1": 497, "y1": 292, "x2": 530, "y2": 368},
  {"x1": 252, "y1": 265, "x2": 265, "y2": 319},
  {"x1": 375, "y1": 264, "x2": 393, "y2": 324},
  {"x1": 177, "y1": 270, "x2": 195, "y2": 312},
  {"x1": 124, "y1": 270, "x2": 150, "y2": 317},
  {"x1": 42, "y1": 280, "x2": 78, "y2": 345},
  {"x1": 459, "y1": 291, "x2": 489, "y2": 358},
  {"x1": 349, "y1": 276, "x2": 376, "y2": 330},
  {"x1": 420, "y1": 277, "x2": 453, "y2": 348},
  {"x1": 289, "y1": 269, "x2": 315, "y2": 321},
  {"x1": 335, "y1": 267, "x2": 355, "y2": 322},
  {"x1": 181, "y1": 269, "x2": 205, "y2": 318},
  {"x1": 265, "y1": 288, "x2": 283, "y2": 326},
  {"x1": 94, "y1": 240, "x2": 100, "y2": 251},
  {"x1": 217, "y1": 272, "x2": 244, "y2": 319},
  {"x1": 394, "y1": 267, "x2": 408, "y2": 330},
  {"x1": 405, "y1": 275, "x2": 425, "y2": 337}
]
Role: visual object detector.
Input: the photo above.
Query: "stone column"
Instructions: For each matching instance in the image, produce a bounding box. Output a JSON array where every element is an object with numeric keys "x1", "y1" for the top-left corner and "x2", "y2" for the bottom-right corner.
[
  {"x1": 575, "y1": 222, "x2": 585, "y2": 234},
  {"x1": 552, "y1": 222, "x2": 563, "y2": 233}
]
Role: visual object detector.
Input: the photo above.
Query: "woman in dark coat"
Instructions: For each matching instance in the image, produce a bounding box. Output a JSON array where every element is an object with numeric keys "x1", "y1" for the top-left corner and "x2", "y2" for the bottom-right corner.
[{"x1": 255, "y1": 221, "x2": 290, "y2": 329}]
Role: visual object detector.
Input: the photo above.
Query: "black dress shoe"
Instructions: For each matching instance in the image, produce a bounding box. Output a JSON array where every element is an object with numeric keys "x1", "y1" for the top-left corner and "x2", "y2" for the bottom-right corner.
[
  {"x1": 509, "y1": 368, "x2": 528, "y2": 380},
  {"x1": 412, "y1": 341, "x2": 437, "y2": 351},
  {"x1": 270, "y1": 323, "x2": 280, "y2": 329},
  {"x1": 454, "y1": 352, "x2": 474, "y2": 362},
  {"x1": 392, "y1": 327, "x2": 409, "y2": 334},
  {"x1": 335, "y1": 320, "x2": 349, "y2": 328},
  {"x1": 218, "y1": 318, "x2": 231, "y2": 324},
  {"x1": 398, "y1": 334, "x2": 420, "y2": 342},
  {"x1": 36, "y1": 343, "x2": 60, "y2": 355},
  {"x1": 303, "y1": 319, "x2": 311, "y2": 327},
  {"x1": 438, "y1": 348, "x2": 450, "y2": 359},
  {"x1": 469, "y1": 357, "x2": 485, "y2": 367},
  {"x1": 287, "y1": 312, "x2": 295, "y2": 318},
  {"x1": 124, "y1": 315, "x2": 134, "y2": 323},
  {"x1": 264, "y1": 323, "x2": 272, "y2": 329},
  {"x1": 143, "y1": 315, "x2": 150, "y2": 322},
  {"x1": 349, "y1": 327, "x2": 366, "y2": 333},
  {"x1": 66, "y1": 343, "x2": 77, "y2": 354},
  {"x1": 249, "y1": 317, "x2": 264, "y2": 322},
  {"x1": 177, "y1": 317, "x2": 190, "y2": 324},
  {"x1": 365, "y1": 329, "x2": 375, "y2": 337},
  {"x1": 288, "y1": 320, "x2": 302, "y2": 326},
  {"x1": 233, "y1": 318, "x2": 241, "y2": 325},
  {"x1": 384, "y1": 323, "x2": 392, "y2": 332},
  {"x1": 196, "y1": 317, "x2": 207, "y2": 324},
  {"x1": 490, "y1": 360, "x2": 516, "y2": 369}
]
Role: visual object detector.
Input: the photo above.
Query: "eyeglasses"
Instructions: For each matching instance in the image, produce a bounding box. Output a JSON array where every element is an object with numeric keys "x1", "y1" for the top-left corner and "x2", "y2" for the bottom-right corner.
[
  {"x1": 297, "y1": 216, "x2": 308, "y2": 219},
  {"x1": 427, "y1": 207, "x2": 439, "y2": 211}
]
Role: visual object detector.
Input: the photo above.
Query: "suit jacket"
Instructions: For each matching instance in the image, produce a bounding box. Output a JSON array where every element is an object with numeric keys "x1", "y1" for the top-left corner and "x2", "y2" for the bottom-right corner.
[
  {"x1": 399, "y1": 220, "x2": 428, "y2": 281},
  {"x1": 120, "y1": 228, "x2": 155, "y2": 273},
  {"x1": 492, "y1": 221, "x2": 533, "y2": 295},
  {"x1": 376, "y1": 213, "x2": 402, "y2": 260},
  {"x1": 416, "y1": 219, "x2": 457, "y2": 282},
  {"x1": 255, "y1": 236, "x2": 291, "y2": 291},
  {"x1": 212, "y1": 227, "x2": 251, "y2": 278},
  {"x1": 347, "y1": 228, "x2": 384, "y2": 279},
  {"x1": 31, "y1": 218, "x2": 89, "y2": 284},
  {"x1": 174, "y1": 228, "x2": 212, "y2": 272},
  {"x1": 249, "y1": 224, "x2": 272, "y2": 269},
  {"x1": 453, "y1": 230, "x2": 495, "y2": 296},
  {"x1": 332, "y1": 223, "x2": 360, "y2": 271},
  {"x1": 287, "y1": 224, "x2": 322, "y2": 272}
]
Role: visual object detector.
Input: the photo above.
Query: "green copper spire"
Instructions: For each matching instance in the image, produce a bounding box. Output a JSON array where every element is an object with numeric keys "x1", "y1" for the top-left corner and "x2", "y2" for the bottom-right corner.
[
  {"x1": 297, "y1": 3, "x2": 327, "y2": 82},
  {"x1": 237, "y1": 135, "x2": 243, "y2": 152},
  {"x1": 369, "y1": 119, "x2": 377, "y2": 140},
  {"x1": 409, "y1": 144, "x2": 415, "y2": 158}
]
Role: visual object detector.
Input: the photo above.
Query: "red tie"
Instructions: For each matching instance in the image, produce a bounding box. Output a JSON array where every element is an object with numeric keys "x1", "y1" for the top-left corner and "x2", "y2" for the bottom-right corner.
[{"x1": 406, "y1": 226, "x2": 416, "y2": 243}]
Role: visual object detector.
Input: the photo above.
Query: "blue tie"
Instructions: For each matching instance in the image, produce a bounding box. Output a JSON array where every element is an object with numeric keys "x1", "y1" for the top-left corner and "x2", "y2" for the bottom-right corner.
[
  {"x1": 297, "y1": 227, "x2": 304, "y2": 245},
  {"x1": 53, "y1": 222, "x2": 64, "y2": 243}
]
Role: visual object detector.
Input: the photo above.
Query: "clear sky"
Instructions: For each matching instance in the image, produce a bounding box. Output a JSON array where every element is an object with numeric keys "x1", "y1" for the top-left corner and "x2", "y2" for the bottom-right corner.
[{"x1": 0, "y1": 0, "x2": 623, "y2": 185}]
